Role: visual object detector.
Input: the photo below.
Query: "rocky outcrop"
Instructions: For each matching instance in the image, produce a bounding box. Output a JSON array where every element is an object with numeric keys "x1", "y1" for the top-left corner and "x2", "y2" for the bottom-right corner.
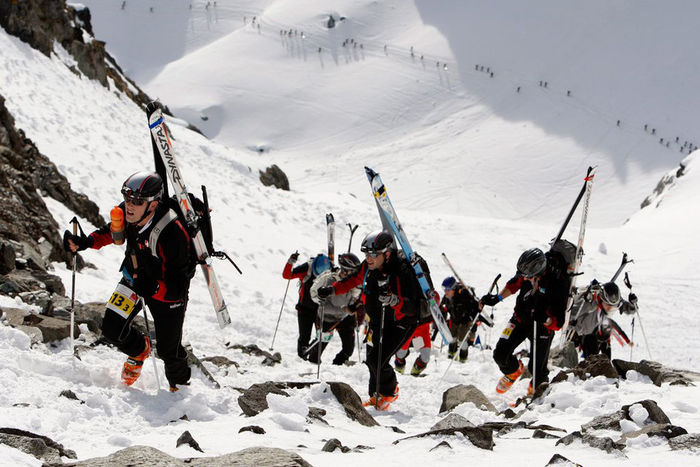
[
  {"x1": 0, "y1": 427, "x2": 76, "y2": 464},
  {"x1": 439, "y1": 384, "x2": 497, "y2": 413},
  {"x1": 259, "y1": 165, "x2": 290, "y2": 191},
  {"x1": 328, "y1": 381, "x2": 379, "y2": 427},
  {"x1": 613, "y1": 359, "x2": 699, "y2": 386}
]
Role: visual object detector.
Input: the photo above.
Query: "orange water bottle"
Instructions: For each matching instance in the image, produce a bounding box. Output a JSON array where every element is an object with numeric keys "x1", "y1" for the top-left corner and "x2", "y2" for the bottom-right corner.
[{"x1": 110, "y1": 206, "x2": 125, "y2": 245}]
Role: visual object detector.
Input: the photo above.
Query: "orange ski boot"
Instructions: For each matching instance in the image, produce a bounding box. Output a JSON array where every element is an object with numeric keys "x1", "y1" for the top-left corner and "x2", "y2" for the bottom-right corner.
[
  {"x1": 121, "y1": 336, "x2": 151, "y2": 386},
  {"x1": 496, "y1": 360, "x2": 524, "y2": 394}
]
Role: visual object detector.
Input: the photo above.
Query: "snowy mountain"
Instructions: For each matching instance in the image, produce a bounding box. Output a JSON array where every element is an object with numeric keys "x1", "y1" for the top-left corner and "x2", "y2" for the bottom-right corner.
[{"x1": 0, "y1": 1, "x2": 699, "y2": 465}]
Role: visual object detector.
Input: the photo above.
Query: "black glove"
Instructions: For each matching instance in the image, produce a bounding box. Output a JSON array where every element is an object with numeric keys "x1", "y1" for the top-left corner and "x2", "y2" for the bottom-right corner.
[
  {"x1": 132, "y1": 275, "x2": 159, "y2": 298},
  {"x1": 63, "y1": 230, "x2": 93, "y2": 252},
  {"x1": 628, "y1": 293, "x2": 638, "y2": 306},
  {"x1": 317, "y1": 286, "x2": 334, "y2": 299},
  {"x1": 288, "y1": 252, "x2": 299, "y2": 265},
  {"x1": 378, "y1": 293, "x2": 399, "y2": 307},
  {"x1": 480, "y1": 293, "x2": 501, "y2": 307}
]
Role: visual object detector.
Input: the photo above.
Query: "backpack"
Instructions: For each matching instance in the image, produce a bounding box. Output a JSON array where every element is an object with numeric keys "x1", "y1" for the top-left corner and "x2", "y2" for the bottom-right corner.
[
  {"x1": 397, "y1": 250, "x2": 434, "y2": 323},
  {"x1": 148, "y1": 188, "x2": 214, "y2": 277},
  {"x1": 547, "y1": 238, "x2": 581, "y2": 286}
]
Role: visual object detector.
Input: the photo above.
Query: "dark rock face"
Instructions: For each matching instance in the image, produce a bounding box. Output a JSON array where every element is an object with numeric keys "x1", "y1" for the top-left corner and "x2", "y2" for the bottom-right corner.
[
  {"x1": 176, "y1": 431, "x2": 204, "y2": 453},
  {"x1": 0, "y1": 427, "x2": 76, "y2": 463},
  {"x1": 439, "y1": 384, "x2": 497, "y2": 413},
  {"x1": 327, "y1": 381, "x2": 379, "y2": 427},
  {"x1": 259, "y1": 164, "x2": 290, "y2": 191}
]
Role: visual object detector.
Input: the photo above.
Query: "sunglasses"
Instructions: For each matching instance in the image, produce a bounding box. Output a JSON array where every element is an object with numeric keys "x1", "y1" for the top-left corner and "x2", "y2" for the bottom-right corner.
[
  {"x1": 123, "y1": 195, "x2": 148, "y2": 206},
  {"x1": 364, "y1": 251, "x2": 385, "y2": 258}
]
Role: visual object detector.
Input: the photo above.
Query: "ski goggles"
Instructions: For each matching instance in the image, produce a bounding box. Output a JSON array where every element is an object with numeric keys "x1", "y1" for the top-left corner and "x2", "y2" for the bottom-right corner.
[
  {"x1": 121, "y1": 187, "x2": 158, "y2": 206},
  {"x1": 363, "y1": 250, "x2": 387, "y2": 258}
]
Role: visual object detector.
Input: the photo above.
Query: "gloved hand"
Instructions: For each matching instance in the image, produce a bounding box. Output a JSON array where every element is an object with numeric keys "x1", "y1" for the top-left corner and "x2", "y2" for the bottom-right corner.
[
  {"x1": 288, "y1": 251, "x2": 299, "y2": 265},
  {"x1": 378, "y1": 293, "x2": 399, "y2": 307},
  {"x1": 480, "y1": 293, "x2": 502, "y2": 307},
  {"x1": 63, "y1": 230, "x2": 93, "y2": 252},
  {"x1": 628, "y1": 293, "x2": 638, "y2": 306},
  {"x1": 317, "y1": 286, "x2": 335, "y2": 299},
  {"x1": 132, "y1": 275, "x2": 159, "y2": 298}
]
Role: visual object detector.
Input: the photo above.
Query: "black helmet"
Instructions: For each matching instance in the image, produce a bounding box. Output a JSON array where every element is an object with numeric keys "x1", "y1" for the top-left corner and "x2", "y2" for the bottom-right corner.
[
  {"x1": 360, "y1": 231, "x2": 393, "y2": 255},
  {"x1": 121, "y1": 171, "x2": 164, "y2": 205},
  {"x1": 517, "y1": 248, "x2": 547, "y2": 277},
  {"x1": 338, "y1": 252, "x2": 361, "y2": 272},
  {"x1": 442, "y1": 276, "x2": 458, "y2": 291},
  {"x1": 600, "y1": 282, "x2": 621, "y2": 307}
]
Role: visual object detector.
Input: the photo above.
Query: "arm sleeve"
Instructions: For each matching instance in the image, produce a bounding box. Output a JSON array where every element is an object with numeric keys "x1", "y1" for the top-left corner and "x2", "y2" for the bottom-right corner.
[
  {"x1": 283, "y1": 262, "x2": 309, "y2": 280},
  {"x1": 332, "y1": 263, "x2": 367, "y2": 295},
  {"x1": 88, "y1": 225, "x2": 113, "y2": 249},
  {"x1": 504, "y1": 274, "x2": 524, "y2": 294}
]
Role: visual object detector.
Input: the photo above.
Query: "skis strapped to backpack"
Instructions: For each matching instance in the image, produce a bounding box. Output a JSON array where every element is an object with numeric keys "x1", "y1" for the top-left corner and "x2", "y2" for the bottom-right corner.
[
  {"x1": 557, "y1": 166, "x2": 596, "y2": 336},
  {"x1": 365, "y1": 167, "x2": 455, "y2": 345},
  {"x1": 326, "y1": 213, "x2": 335, "y2": 264},
  {"x1": 147, "y1": 102, "x2": 231, "y2": 328}
]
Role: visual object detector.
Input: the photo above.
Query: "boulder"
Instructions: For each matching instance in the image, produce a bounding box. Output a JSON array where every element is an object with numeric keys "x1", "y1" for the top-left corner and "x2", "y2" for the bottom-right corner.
[
  {"x1": 0, "y1": 427, "x2": 76, "y2": 463},
  {"x1": 176, "y1": 431, "x2": 203, "y2": 453},
  {"x1": 0, "y1": 242, "x2": 15, "y2": 274},
  {"x1": 573, "y1": 354, "x2": 619, "y2": 380},
  {"x1": 393, "y1": 426, "x2": 494, "y2": 451},
  {"x1": 618, "y1": 423, "x2": 687, "y2": 443},
  {"x1": 556, "y1": 431, "x2": 625, "y2": 454},
  {"x1": 238, "y1": 426, "x2": 265, "y2": 435},
  {"x1": 621, "y1": 400, "x2": 670, "y2": 425},
  {"x1": 549, "y1": 341, "x2": 579, "y2": 369},
  {"x1": 237, "y1": 382, "x2": 289, "y2": 417},
  {"x1": 546, "y1": 453, "x2": 580, "y2": 466},
  {"x1": 430, "y1": 413, "x2": 475, "y2": 431},
  {"x1": 439, "y1": 384, "x2": 497, "y2": 413},
  {"x1": 613, "y1": 359, "x2": 699, "y2": 386},
  {"x1": 322, "y1": 438, "x2": 350, "y2": 453},
  {"x1": 327, "y1": 381, "x2": 379, "y2": 427},
  {"x1": 259, "y1": 165, "x2": 290, "y2": 191}
]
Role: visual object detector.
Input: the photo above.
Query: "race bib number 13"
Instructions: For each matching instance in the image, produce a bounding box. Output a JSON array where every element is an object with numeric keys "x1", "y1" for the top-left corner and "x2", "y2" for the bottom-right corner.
[{"x1": 106, "y1": 283, "x2": 139, "y2": 319}]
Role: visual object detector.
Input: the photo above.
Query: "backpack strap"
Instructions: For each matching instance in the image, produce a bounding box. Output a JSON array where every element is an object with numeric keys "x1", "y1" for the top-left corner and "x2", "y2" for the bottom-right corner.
[{"x1": 148, "y1": 209, "x2": 179, "y2": 257}]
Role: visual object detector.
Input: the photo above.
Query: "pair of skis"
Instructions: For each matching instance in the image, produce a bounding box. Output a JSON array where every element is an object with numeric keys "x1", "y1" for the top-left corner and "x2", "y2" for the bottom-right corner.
[{"x1": 365, "y1": 167, "x2": 455, "y2": 345}]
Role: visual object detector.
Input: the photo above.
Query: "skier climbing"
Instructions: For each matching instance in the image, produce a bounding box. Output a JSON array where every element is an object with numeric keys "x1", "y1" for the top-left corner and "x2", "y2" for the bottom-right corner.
[
  {"x1": 63, "y1": 172, "x2": 194, "y2": 392},
  {"x1": 441, "y1": 276, "x2": 480, "y2": 362}
]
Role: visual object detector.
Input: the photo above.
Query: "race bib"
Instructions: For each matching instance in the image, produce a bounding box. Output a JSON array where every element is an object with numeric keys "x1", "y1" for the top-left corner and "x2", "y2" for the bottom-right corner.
[
  {"x1": 106, "y1": 283, "x2": 139, "y2": 319},
  {"x1": 501, "y1": 322, "x2": 516, "y2": 339}
]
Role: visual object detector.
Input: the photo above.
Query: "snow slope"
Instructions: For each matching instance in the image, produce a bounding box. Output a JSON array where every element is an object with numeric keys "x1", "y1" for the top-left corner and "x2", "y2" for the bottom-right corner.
[
  {"x1": 82, "y1": 0, "x2": 698, "y2": 226},
  {"x1": 0, "y1": 1, "x2": 699, "y2": 466}
]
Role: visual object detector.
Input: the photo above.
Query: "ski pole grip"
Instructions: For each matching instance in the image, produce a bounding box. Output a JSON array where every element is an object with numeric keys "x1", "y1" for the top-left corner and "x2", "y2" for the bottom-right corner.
[
  {"x1": 72, "y1": 221, "x2": 77, "y2": 236},
  {"x1": 130, "y1": 253, "x2": 138, "y2": 277}
]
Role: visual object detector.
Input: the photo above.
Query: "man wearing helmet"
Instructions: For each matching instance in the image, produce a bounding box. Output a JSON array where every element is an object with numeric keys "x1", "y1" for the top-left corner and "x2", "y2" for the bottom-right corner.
[
  {"x1": 308, "y1": 253, "x2": 364, "y2": 365},
  {"x1": 568, "y1": 280, "x2": 638, "y2": 359},
  {"x1": 480, "y1": 247, "x2": 569, "y2": 395},
  {"x1": 63, "y1": 171, "x2": 194, "y2": 392},
  {"x1": 440, "y1": 276, "x2": 480, "y2": 362},
  {"x1": 317, "y1": 231, "x2": 420, "y2": 410},
  {"x1": 282, "y1": 252, "x2": 331, "y2": 359}
]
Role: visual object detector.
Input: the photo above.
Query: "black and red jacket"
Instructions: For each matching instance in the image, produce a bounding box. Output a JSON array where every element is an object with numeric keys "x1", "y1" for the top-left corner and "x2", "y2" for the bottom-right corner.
[
  {"x1": 88, "y1": 202, "x2": 193, "y2": 303},
  {"x1": 503, "y1": 267, "x2": 569, "y2": 330},
  {"x1": 332, "y1": 251, "x2": 421, "y2": 326},
  {"x1": 282, "y1": 261, "x2": 319, "y2": 314}
]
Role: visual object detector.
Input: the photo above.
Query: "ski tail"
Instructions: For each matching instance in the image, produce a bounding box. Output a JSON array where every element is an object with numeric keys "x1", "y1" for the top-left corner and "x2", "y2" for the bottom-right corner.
[{"x1": 326, "y1": 213, "x2": 335, "y2": 264}]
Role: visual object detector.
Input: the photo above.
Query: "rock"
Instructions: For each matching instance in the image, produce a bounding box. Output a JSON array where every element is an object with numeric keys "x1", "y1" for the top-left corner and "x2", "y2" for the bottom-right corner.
[
  {"x1": 546, "y1": 453, "x2": 579, "y2": 466},
  {"x1": 176, "y1": 431, "x2": 203, "y2": 453},
  {"x1": 0, "y1": 242, "x2": 15, "y2": 274},
  {"x1": 389, "y1": 426, "x2": 406, "y2": 434},
  {"x1": 551, "y1": 370, "x2": 569, "y2": 384},
  {"x1": 499, "y1": 408, "x2": 520, "y2": 419},
  {"x1": 65, "y1": 445, "x2": 313, "y2": 466},
  {"x1": 307, "y1": 407, "x2": 328, "y2": 425},
  {"x1": 613, "y1": 359, "x2": 699, "y2": 386},
  {"x1": 22, "y1": 312, "x2": 80, "y2": 343},
  {"x1": 439, "y1": 384, "x2": 497, "y2": 413},
  {"x1": 237, "y1": 382, "x2": 289, "y2": 417},
  {"x1": 573, "y1": 354, "x2": 619, "y2": 380},
  {"x1": 327, "y1": 381, "x2": 379, "y2": 427},
  {"x1": 618, "y1": 423, "x2": 688, "y2": 443},
  {"x1": 582, "y1": 410, "x2": 626, "y2": 432},
  {"x1": 394, "y1": 426, "x2": 494, "y2": 451},
  {"x1": 259, "y1": 165, "x2": 290, "y2": 191},
  {"x1": 227, "y1": 343, "x2": 281, "y2": 366},
  {"x1": 549, "y1": 341, "x2": 579, "y2": 369},
  {"x1": 0, "y1": 427, "x2": 76, "y2": 462},
  {"x1": 429, "y1": 441, "x2": 452, "y2": 451},
  {"x1": 532, "y1": 429, "x2": 561, "y2": 439},
  {"x1": 71, "y1": 301, "x2": 107, "y2": 333},
  {"x1": 669, "y1": 433, "x2": 700, "y2": 452},
  {"x1": 238, "y1": 426, "x2": 265, "y2": 435},
  {"x1": 321, "y1": 438, "x2": 343, "y2": 453},
  {"x1": 621, "y1": 400, "x2": 671, "y2": 425},
  {"x1": 430, "y1": 413, "x2": 475, "y2": 431},
  {"x1": 261, "y1": 352, "x2": 282, "y2": 366},
  {"x1": 60, "y1": 389, "x2": 82, "y2": 402},
  {"x1": 201, "y1": 356, "x2": 240, "y2": 369},
  {"x1": 556, "y1": 431, "x2": 625, "y2": 454}
]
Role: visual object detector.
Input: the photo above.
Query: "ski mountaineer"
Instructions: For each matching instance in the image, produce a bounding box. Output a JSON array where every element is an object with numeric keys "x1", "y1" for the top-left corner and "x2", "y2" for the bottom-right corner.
[
  {"x1": 481, "y1": 248, "x2": 569, "y2": 395},
  {"x1": 568, "y1": 281, "x2": 638, "y2": 359},
  {"x1": 282, "y1": 252, "x2": 331, "y2": 359},
  {"x1": 441, "y1": 276, "x2": 480, "y2": 362},
  {"x1": 308, "y1": 253, "x2": 364, "y2": 365},
  {"x1": 394, "y1": 318, "x2": 433, "y2": 376},
  {"x1": 317, "y1": 231, "x2": 420, "y2": 410},
  {"x1": 62, "y1": 172, "x2": 193, "y2": 392}
]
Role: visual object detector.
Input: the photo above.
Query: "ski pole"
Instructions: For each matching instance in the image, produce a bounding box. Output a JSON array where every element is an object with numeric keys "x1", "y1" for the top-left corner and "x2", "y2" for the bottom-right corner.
[
  {"x1": 69, "y1": 217, "x2": 79, "y2": 358},
  {"x1": 629, "y1": 317, "x2": 636, "y2": 360},
  {"x1": 532, "y1": 320, "x2": 537, "y2": 396},
  {"x1": 316, "y1": 303, "x2": 326, "y2": 380},
  {"x1": 610, "y1": 252, "x2": 633, "y2": 283},
  {"x1": 624, "y1": 273, "x2": 651, "y2": 360},
  {"x1": 270, "y1": 276, "x2": 292, "y2": 351},
  {"x1": 355, "y1": 325, "x2": 362, "y2": 363},
  {"x1": 347, "y1": 223, "x2": 358, "y2": 252}
]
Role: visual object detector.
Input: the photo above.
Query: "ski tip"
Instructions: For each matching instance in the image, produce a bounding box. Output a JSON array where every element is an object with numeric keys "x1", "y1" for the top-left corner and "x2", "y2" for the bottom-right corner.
[{"x1": 364, "y1": 166, "x2": 377, "y2": 178}]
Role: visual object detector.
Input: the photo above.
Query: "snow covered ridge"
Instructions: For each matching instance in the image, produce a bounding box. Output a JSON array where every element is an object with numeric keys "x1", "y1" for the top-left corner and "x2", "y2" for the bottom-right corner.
[{"x1": 639, "y1": 152, "x2": 696, "y2": 211}]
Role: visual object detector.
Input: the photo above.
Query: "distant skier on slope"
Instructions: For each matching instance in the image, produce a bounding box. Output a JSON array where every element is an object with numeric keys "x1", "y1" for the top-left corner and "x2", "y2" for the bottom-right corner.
[
  {"x1": 480, "y1": 248, "x2": 569, "y2": 396},
  {"x1": 568, "y1": 280, "x2": 638, "y2": 359},
  {"x1": 441, "y1": 276, "x2": 480, "y2": 362},
  {"x1": 63, "y1": 172, "x2": 193, "y2": 392},
  {"x1": 282, "y1": 252, "x2": 331, "y2": 359},
  {"x1": 308, "y1": 253, "x2": 364, "y2": 365},
  {"x1": 317, "y1": 231, "x2": 420, "y2": 411}
]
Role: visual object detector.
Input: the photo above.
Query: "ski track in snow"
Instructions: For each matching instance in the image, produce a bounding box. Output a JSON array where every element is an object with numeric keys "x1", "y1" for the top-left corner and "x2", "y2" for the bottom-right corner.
[{"x1": 0, "y1": 1, "x2": 699, "y2": 466}]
